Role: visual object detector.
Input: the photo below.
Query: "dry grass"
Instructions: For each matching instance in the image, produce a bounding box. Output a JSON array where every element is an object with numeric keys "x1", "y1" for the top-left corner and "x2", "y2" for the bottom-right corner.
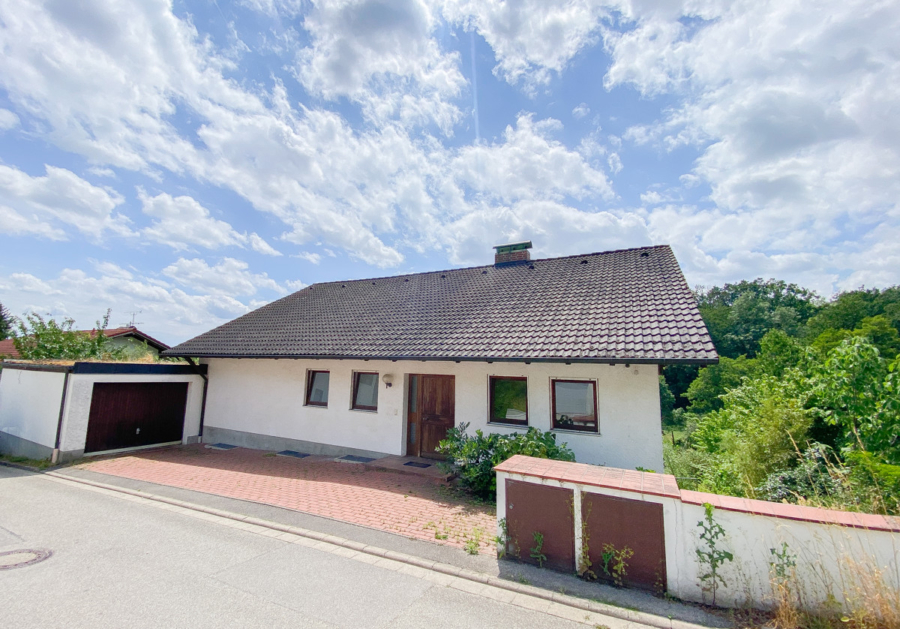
[{"x1": 762, "y1": 555, "x2": 900, "y2": 629}]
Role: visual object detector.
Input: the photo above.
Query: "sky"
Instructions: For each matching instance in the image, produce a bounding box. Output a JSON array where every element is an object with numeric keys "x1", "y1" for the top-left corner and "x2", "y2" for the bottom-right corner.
[{"x1": 0, "y1": 0, "x2": 898, "y2": 346}]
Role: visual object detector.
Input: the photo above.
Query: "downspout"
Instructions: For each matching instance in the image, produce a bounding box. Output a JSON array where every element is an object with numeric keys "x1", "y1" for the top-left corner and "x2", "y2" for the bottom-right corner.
[
  {"x1": 52, "y1": 368, "x2": 72, "y2": 465},
  {"x1": 186, "y1": 357, "x2": 208, "y2": 441}
]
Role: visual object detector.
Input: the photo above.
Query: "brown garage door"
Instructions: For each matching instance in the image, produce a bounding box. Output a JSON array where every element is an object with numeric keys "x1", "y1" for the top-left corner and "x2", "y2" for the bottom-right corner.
[
  {"x1": 505, "y1": 479, "x2": 575, "y2": 572},
  {"x1": 84, "y1": 382, "x2": 189, "y2": 453},
  {"x1": 582, "y1": 493, "x2": 666, "y2": 591}
]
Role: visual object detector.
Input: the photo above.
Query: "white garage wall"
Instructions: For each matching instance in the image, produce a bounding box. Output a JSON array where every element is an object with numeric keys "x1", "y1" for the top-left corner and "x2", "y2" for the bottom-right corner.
[
  {"x1": 58, "y1": 372, "x2": 206, "y2": 455},
  {"x1": 0, "y1": 367, "x2": 66, "y2": 452},
  {"x1": 202, "y1": 358, "x2": 663, "y2": 470}
]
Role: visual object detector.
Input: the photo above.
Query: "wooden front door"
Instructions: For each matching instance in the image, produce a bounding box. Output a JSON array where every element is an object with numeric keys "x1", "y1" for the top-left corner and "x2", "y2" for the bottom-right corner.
[{"x1": 406, "y1": 374, "x2": 455, "y2": 458}]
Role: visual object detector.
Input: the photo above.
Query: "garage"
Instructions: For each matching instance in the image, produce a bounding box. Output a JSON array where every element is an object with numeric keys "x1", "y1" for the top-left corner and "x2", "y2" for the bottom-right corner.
[
  {"x1": 0, "y1": 361, "x2": 206, "y2": 463},
  {"x1": 85, "y1": 382, "x2": 189, "y2": 453}
]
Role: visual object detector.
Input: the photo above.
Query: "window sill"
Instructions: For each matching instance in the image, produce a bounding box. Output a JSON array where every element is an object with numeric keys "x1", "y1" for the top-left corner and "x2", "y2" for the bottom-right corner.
[
  {"x1": 304, "y1": 404, "x2": 329, "y2": 409},
  {"x1": 350, "y1": 407, "x2": 379, "y2": 414},
  {"x1": 551, "y1": 428, "x2": 601, "y2": 436},
  {"x1": 487, "y1": 422, "x2": 529, "y2": 430}
]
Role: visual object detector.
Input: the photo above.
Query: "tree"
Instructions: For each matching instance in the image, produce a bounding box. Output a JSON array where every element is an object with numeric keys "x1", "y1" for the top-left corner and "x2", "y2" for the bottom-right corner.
[
  {"x1": 684, "y1": 356, "x2": 759, "y2": 414},
  {"x1": 13, "y1": 310, "x2": 121, "y2": 361},
  {"x1": 695, "y1": 279, "x2": 820, "y2": 358},
  {"x1": 691, "y1": 372, "x2": 811, "y2": 496},
  {"x1": 809, "y1": 337, "x2": 899, "y2": 462},
  {"x1": 0, "y1": 302, "x2": 13, "y2": 340},
  {"x1": 806, "y1": 287, "x2": 900, "y2": 339},
  {"x1": 659, "y1": 376, "x2": 676, "y2": 425},
  {"x1": 757, "y1": 329, "x2": 805, "y2": 377},
  {"x1": 811, "y1": 315, "x2": 900, "y2": 361}
]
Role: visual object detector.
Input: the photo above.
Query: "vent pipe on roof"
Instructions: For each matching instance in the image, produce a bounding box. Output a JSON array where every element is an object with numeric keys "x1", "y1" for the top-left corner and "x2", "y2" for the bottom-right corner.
[{"x1": 493, "y1": 241, "x2": 532, "y2": 266}]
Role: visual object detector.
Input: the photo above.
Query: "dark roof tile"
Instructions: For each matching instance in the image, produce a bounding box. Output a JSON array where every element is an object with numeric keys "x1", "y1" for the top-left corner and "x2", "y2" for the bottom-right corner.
[{"x1": 165, "y1": 245, "x2": 717, "y2": 364}]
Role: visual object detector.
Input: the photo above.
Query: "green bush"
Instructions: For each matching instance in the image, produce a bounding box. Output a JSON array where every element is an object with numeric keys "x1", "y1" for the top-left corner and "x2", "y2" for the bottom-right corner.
[{"x1": 437, "y1": 423, "x2": 575, "y2": 499}]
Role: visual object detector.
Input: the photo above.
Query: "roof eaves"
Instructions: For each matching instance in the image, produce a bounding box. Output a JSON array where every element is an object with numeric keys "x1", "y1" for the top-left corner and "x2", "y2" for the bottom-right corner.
[{"x1": 160, "y1": 351, "x2": 718, "y2": 366}]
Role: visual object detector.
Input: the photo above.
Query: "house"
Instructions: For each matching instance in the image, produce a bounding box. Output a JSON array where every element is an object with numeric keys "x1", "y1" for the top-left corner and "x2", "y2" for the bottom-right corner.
[
  {"x1": 164, "y1": 243, "x2": 717, "y2": 470},
  {"x1": 0, "y1": 326, "x2": 170, "y2": 359}
]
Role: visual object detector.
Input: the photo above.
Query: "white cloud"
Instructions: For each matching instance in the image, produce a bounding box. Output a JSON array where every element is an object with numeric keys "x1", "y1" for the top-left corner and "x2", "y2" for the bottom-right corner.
[
  {"x1": 442, "y1": 0, "x2": 609, "y2": 89},
  {"x1": 90, "y1": 260, "x2": 134, "y2": 280},
  {"x1": 295, "y1": 251, "x2": 322, "y2": 264},
  {"x1": 451, "y1": 114, "x2": 613, "y2": 203},
  {"x1": 162, "y1": 257, "x2": 285, "y2": 297},
  {"x1": 444, "y1": 200, "x2": 651, "y2": 265},
  {"x1": 295, "y1": 0, "x2": 465, "y2": 132},
  {"x1": 286, "y1": 278, "x2": 309, "y2": 290},
  {"x1": 140, "y1": 191, "x2": 246, "y2": 251},
  {"x1": 572, "y1": 103, "x2": 590, "y2": 119},
  {"x1": 0, "y1": 108, "x2": 19, "y2": 130},
  {"x1": 0, "y1": 164, "x2": 129, "y2": 240},
  {"x1": 248, "y1": 233, "x2": 282, "y2": 256},
  {"x1": 0, "y1": 267, "x2": 252, "y2": 344},
  {"x1": 140, "y1": 191, "x2": 283, "y2": 256},
  {"x1": 607, "y1": 0, "x2": 900, "y2": 255}
]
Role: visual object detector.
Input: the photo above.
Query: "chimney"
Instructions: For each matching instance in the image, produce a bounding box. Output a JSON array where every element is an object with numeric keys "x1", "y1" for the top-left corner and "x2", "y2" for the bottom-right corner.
[{"x1": 493, "y1": 241, "x2": 533, "y2": 266}]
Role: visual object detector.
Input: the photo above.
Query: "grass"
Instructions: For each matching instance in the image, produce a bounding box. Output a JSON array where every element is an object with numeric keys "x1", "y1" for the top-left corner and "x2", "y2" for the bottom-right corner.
[{"x1": 0, "y1": 454, "x2": 54, "y2": 470}]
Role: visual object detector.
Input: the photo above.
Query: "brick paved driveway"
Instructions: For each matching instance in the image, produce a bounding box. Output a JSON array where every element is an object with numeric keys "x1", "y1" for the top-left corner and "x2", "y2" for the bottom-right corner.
[{"x1": 76, "y1": 445, "x2": 496, "y2": 553}]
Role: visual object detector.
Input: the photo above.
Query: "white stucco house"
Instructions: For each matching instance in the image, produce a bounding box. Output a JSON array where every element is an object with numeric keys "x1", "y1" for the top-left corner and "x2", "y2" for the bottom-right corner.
[{"x1": 164, "y1": 243, "x2": 717, "y2": 471}]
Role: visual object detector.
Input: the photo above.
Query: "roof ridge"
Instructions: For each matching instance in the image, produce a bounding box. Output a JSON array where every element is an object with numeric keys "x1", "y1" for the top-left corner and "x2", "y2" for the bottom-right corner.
[{"x1": 301, "y1": 244, "x2": 672, "y2": 290}]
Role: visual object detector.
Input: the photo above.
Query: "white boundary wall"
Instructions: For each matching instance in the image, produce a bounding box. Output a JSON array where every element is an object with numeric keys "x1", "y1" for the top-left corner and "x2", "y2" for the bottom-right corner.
[
  {"x1": 0, "y1": 367, "x2": 67, "y2": 454},
  {"x1": 495, "y1": 456, "x2": 900, "y2": 611},
  {"x1": 202, "y1": 358, "x2": 664, "y2": 469}
]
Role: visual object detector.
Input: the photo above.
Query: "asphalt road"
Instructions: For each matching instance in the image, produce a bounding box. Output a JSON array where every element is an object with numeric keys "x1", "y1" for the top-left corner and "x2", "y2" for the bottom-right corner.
[{"x1": 0, "y1": 465, "x2": 602, "y2": 629}]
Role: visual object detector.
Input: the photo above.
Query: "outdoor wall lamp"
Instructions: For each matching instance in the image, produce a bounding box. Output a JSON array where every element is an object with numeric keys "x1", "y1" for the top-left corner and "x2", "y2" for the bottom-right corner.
[{"x1": 382, "y1": 373, "x2": 394, "y2": 388}]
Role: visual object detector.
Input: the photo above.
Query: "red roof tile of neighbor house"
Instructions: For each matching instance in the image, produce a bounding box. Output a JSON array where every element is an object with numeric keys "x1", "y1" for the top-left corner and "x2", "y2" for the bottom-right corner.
[
  {"x1": 165, "y1": 245, "x2": 718, "y2": 364},
  {"x1": 0, "y1": 327, "x2": 169, "y2": 358},
  {"x1": 0, "y1": 338, "x2": 19, "y2": 358}
]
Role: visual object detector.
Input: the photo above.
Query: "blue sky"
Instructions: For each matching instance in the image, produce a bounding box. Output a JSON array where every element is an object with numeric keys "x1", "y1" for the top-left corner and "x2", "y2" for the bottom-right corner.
[{"x1": 1, "y1": 0, "x2": 898, "y2": 345}]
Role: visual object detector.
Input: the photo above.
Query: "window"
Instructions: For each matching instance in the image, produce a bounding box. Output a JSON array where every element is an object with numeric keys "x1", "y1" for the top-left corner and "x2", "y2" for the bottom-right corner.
[
  {"x1": 305, "y1": 370, "x2": 330, "y2": 407},
  {"x1": 489, "y1": 376, "x2": 528, "y2": 426},
  {"x1": 352, "y1": 372, "x2": 379, "y2": 411},
  {"x1": 551, "y1": 380, "x2": 598, "y2": 432}
]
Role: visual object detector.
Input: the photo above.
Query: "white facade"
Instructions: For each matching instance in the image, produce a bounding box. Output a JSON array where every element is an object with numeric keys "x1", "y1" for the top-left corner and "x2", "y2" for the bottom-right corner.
[{"x1": 202, "y1": 357, "x2": 664, "y2": 470}]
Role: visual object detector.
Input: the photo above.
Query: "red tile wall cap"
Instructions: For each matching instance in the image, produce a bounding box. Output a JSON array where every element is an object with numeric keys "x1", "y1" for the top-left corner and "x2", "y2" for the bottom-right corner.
[
  {"x1": 681, "y1": 489, "x2": 900, "y2": 533},
  {"x1": 494, "y1": 455, "x2": 681, "y2": 499},
  {"x1": 497, "y1": 457, "x2": 900, "y2": 532}
]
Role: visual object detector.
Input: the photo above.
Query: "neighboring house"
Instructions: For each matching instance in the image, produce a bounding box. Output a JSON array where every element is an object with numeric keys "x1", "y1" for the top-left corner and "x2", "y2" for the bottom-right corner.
[
  {"x1": 165, "y1": 243, "x2": 717, "y2": 470},
  {"x1": 0, "y1": 327, "x2": 169, "y2": 359}
]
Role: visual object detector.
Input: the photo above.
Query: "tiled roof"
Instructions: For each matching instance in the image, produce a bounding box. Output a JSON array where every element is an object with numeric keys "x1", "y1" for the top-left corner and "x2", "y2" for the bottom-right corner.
[
  {"x1": 0, "y1": 338, "x2": 19, "y2": 358},
  {"x1": 165, "y1": 245, "x2": 718, "y2": 364},
  {"x1": 0, "y1": 327, "x2": 169, "y2": 358}
]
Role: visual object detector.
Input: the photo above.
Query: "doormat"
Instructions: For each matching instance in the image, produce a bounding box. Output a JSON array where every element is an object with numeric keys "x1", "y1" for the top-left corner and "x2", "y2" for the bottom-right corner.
[
  {"x1": 206, "y1": 443, "x2": 238, "y2": 450},
  {"x1": 403, "y1": 461, "x2": 432, "y2": 468},
  {"x1": 336, "y1": 454, "x2": 375, "y2": 464},
  {"x1": 276, "y1": 450, "x2": 309, "y2": 459}
]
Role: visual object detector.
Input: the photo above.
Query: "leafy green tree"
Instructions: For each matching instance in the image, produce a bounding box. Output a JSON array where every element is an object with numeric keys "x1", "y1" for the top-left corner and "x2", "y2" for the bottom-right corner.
[
  {"x1": 13, "y1": 310, "x2": 122, "y2": 361},
  {"x1": 0, "y1": 302, "x2": 13, "y2": 341},
  {"x1": 659, "y1": 376, "x2": 676, "y2": 425},
  {"x1": 811, "y1": 315, "x2": 900, "y2": 359},
  {"x1": 806, "y1": 287, "x2": 900, "y2": 338},
  {"x1": 809, "y1": 337, "x2": 899, "y2": 462},
  {"x1": 695, "y1": 280, "x2": 819, "y2": 358},
  {"x1": 692, "y1": 372, "x2": 811, "y2": 496},
  {"x1": 757, "y1": 329, "x2": 805, "y2": 377},
  {"x1": 662, "y1": 363, "x2": 699, "y2": 410},
  {"x1": 684, "y1": 356, "x2": 758, "y2": 414}
]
